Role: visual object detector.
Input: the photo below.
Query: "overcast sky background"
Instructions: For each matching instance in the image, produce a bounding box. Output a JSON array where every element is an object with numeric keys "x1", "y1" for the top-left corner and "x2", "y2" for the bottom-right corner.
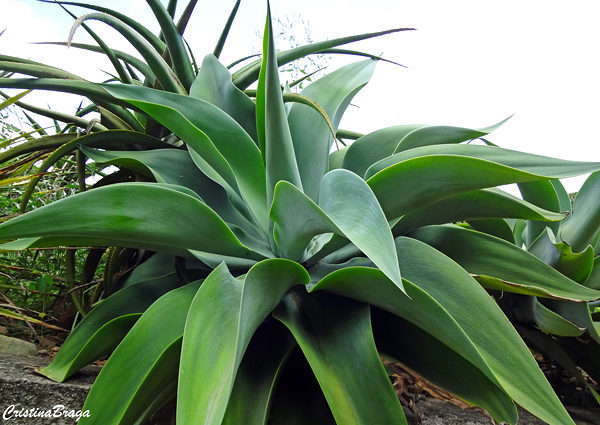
[{"x1": 2, "y1": 0, "x2": 600, "y2": 191}]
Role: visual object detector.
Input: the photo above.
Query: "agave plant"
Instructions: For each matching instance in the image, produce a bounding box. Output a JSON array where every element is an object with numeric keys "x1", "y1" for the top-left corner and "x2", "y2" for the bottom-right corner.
[{"x1": 1, "y1": 1, "x2": 600, "y2": 425}]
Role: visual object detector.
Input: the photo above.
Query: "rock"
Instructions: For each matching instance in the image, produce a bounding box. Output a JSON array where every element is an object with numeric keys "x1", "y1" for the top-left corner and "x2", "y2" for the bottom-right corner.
[
  {"x1": 0, "y1": 334, "x2": 38, "y2": 356},
  {"x1": 0, "y1": 355, "x2": 99, "y2": 425},
  {"x1": 0, "y1": 325, "x2": 8, "y2": 335}
]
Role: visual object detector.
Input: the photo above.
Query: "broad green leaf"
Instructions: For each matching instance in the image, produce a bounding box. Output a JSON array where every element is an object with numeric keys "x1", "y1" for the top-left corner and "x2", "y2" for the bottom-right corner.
[
  {"x1": 0, "y1": 183, "x2": 263, "y2": 260},
  {"x1": 222, "y1": 321, "x2": 295, "y2": 425},
  {"x1": 328, "y1": 145, "x2": 348, "y2": 171},
  {"x1": 274, "y1": 290, "x2": 407, "y2": 425},
  {"x1": 190, "y1": 54, "x2": 258, "y2": 142},
  {"x1": 411, "y1": 225, "x2": 600, "y2": 301},
  {"x1": 79, "y1": 281, "x2": 201, "y2": 425},
  {"x1": 560, "y1": 171, "x2": 600, "y2": 251},
  {"x1": 81, "y1": 147, "x2": 259, "y2": 235},
  {"x1": 393, "y1": 117, "x2": 511, "y2": 153},
  {"x1": 392, "y1": 188, "x2": 564, "y2": 236},
  {"x1": 40, "y1": 270, "x2": 184, "y2": 382},
  {"x1": 554, "y1": 242, "x2": 595, "y2": 284},
  {"x1": 310, "y1": 268, "x2": 498, "y2": 394},
  {"x1": 256, "y1": 6, "x2": 303, "y2": 205},
  {"x1": 366, "y1": 144, "x2": 600, "y2": 180},
  {"x1": 372, "y1": 308, "x2": 518, "y2": 424},
  {"x1": 367, "y1": 151, "x2": 600, "y2": 221},
  {"x1": 342, "y1": 125, "x2": 425, "y2": 177},
  {"x1": 271, "y1": 170, "x2": 402, "y2": 291},
  {"x1": 177, "y1": 260, "x2": 309, "y2": 425},
  {"x1": 287, "y1": 59, "x2": 376, "y2": 201},
  {"x1": 392, "y1": 237, "x2": 574, "y2": 425},
  {"x1": 102, "y1": 84, "x2": 268, "y2": 233}
]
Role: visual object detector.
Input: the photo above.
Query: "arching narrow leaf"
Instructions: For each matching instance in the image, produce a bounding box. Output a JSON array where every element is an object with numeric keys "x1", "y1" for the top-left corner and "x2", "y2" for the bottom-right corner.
[
  {"x1": 70, "y1": 12, "x2": 184, "y2": 93},
  {"x1": 273, "y1": 290, "x2": 408, "y2": 425},
  {"x1": 410, "y1": 225, "x2": 600, "y2": 301},
  {"x1": 287, "y1": 59, "x2": 376, "y2": 201},
  {"x1": 232, "y1": 27, "x2": 414, "y2": 89},
  {"x1": 146, "y1": 0, "x2": 195, "y2": 89},
  {"x1": 177, "y1": 260, "x2": 309, "y2": 425},
  {"x1": 79, "y1": 281, "x2": 202, "y2": 425}
]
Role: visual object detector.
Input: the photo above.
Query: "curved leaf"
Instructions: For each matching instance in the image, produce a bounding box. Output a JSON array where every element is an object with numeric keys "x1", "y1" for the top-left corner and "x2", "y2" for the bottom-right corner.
[
  {"x1": 79, "y1": 281, "x2": 201, "y2": 425},
  {"x1": 392, "y1": 237, "x2": 574, "y2": 425},
  {"x1": 146, "y1": 0, "x2": 195, "y2": 89},
  {"x1": 392, "y1": 188, "x2": 565, "y2": 236},
  {"x1": 367, "y1": 151, "x2": 600, "y2": 221},
  {"x1": 518, "y1": 180, "x2": 562, "y2": 246},
  {"x1": 512, "y1": 296, "x2": 585, "y2": 337},
  {"x1": 393, "y1": 117, "x2": 511, "y2": 153},
  {"x1": 70, "y1": 12, "x2": 184, "y2": 93},
  {"x1": 190, "y1": 54, "x2": 258, "y2": 142},
  {"x1": 274, "y1": 290, "x2": 407, "y2": 425},
  {"x1": 372, "y1": 308, "x2": 518, "y2": 424},
  {"x1": 40, "y1": 255, "x2": 184, "y2": 381},
  {"x1": 102, "y1": 83, "x2": 268, "y2": 233},
  {"x1": 0, "y1": 183, "x2": 263, "y2": 260},
  {"x1": 177, "y1": 260, "x2": 309, "y2": 425},
  {"x1": 560, "y1": 171, "x2": 600, "y2": 251},
  {"x1": 411, "y1": 225, "x2": 600, "y2": 301},
  {"x1": 342, "y1": 124, "x2": 425, "y2": 177},
  {"x1": 366, "y1": 144, "x2": 600, "y2": 180},
  {"x1": 81, "y1": 147, "x2": 259, "y2": 235},
  {"x1": 287, "y1": 59, "x2": 376, "y2": 201},
  {"x1": 256, "y1": 6, "x2": 303, "y2": 205},
  {"x1": 271, "y1": 169, "x2": 402, "y2": 291}
]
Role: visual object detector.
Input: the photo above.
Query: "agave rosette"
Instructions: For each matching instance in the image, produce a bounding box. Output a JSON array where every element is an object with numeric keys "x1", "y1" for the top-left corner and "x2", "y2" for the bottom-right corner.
[{"x1": 1, "y1": 1, "x2": 600, "y2": 424}]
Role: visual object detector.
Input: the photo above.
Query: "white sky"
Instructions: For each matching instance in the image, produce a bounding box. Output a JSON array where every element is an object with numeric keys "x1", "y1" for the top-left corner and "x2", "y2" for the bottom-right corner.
[{"x1": 2, "y1": 0, "x2": 600, "y2": 192}]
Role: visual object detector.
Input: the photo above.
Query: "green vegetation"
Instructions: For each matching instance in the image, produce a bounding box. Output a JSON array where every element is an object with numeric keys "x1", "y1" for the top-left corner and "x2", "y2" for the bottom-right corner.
[{"x1": 0, "y1": 1, "x2": 599, "y2": 424}]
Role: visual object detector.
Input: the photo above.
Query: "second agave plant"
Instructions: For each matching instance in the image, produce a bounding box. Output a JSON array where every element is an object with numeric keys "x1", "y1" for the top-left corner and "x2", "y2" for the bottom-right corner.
[{"x1": 1, "y1": 1, "x2": 600, "y2": 424}]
